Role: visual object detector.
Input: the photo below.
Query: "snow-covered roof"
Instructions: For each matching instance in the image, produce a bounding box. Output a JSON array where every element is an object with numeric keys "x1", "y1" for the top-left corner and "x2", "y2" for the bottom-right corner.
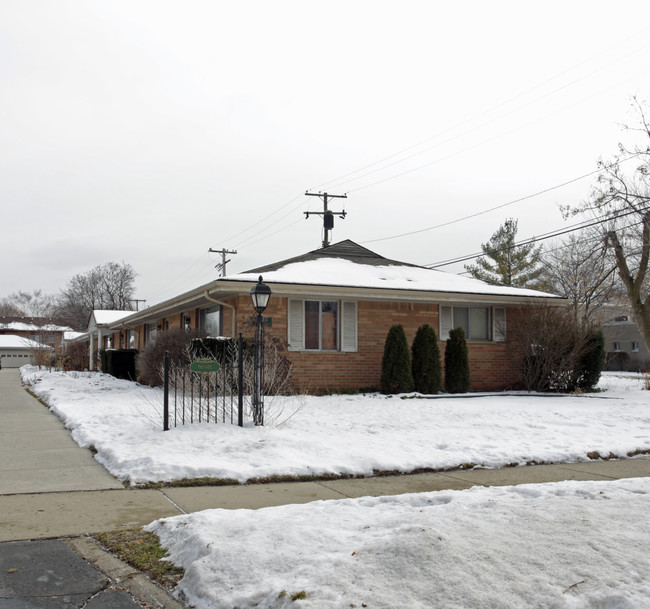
[
  {"x1": 0, "y1": 321, "x2": 73, "y2": 332},
  {"x1": 91, "y1": 310, "x2": 134, "y2": 325},
  {"x1": 63, "y1": 331, "x2": 86, "y2": 341},
  {"x1": 0, "y1": 335, "x2": 53, "y2": 350},
  {"x1": 230, "y1": 241, "x2": 557, "y2": 299}
]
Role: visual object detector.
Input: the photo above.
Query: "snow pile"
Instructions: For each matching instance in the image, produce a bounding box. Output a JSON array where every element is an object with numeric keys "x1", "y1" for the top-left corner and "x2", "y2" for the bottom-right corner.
[
  {"x1": 20, "y1": 367, "x2": 650, "y2": 485},
  {"x1": 148, "y1": 477, "x2": 650, "y2": 609}
]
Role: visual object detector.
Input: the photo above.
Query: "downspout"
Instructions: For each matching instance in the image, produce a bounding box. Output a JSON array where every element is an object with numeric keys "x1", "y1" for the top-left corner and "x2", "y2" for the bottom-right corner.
[{"x1": 204, "y1": 291, "x2": 236, "y2": 337}]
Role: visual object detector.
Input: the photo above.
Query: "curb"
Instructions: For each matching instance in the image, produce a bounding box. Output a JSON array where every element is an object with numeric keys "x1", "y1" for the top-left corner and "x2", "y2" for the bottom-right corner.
[{"x1": 66, "y1": 536, "x2": 185, "y2": 609}]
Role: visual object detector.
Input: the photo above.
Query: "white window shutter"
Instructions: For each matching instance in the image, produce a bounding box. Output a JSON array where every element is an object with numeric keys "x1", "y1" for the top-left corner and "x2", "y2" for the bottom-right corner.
[
  {"x1": 288, "y1": 300, "x2": 304, "y2": 350},
  {"x1": 341, "y1": 301, "x2": 357, "y2": 352},
  {"x1": 440, "y1": 305, "x2": 453, "y2": 340},
  {"x1": 493, "y1": 307, "x2": 506, "y2": 342}
]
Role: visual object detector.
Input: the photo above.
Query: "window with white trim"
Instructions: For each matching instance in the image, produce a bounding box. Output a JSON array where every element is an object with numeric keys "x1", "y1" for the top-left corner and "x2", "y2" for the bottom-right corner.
[
  {"x1": 289, "y1": 299, "x2": 357, "y2": 352},
  {"x1": 631, "y1": 341, "x2": 639, "y2": 352},
  {"x1": 613, "y1": 341, "x2": 621, "y2": 352},
  {"x1": 440, "y1": 305, "x2": 505, "y2": 341}
]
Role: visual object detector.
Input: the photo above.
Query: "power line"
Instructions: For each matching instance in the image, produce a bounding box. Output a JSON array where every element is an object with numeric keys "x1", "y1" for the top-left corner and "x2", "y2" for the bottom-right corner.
[
  {"x1": 426, "y1": 206, "x2": 650, "y2": 269},
  {"x1": 362, "y1": 154, "x2": 641, "y2": 247},
  {"x1": 315, "y1": 28, "x2": 650, "y2": 189},
  {"x1": 313, "y1": 31, "x2": 650, "y2": 194}
]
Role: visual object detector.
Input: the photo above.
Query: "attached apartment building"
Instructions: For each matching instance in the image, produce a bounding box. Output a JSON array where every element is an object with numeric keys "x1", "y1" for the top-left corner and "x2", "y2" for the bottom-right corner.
[{"x1": 85, "y1": 240, "x2": 562, "y2": 392}]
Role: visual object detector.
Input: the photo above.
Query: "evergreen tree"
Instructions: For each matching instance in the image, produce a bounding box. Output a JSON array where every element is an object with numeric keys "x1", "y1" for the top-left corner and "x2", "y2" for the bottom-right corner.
[
  {"x1": 380, "y1": 324, "x2": 414, "y2": 394},
  {"x1": 444, "y1": 327, "x2": 470, "y2": 393},
  {"x1": 411, "y1": 324, "x2": 442, "y2": 394},
  {"x1": 465, "y1": 218, "x2": 544, "y2": 288}
]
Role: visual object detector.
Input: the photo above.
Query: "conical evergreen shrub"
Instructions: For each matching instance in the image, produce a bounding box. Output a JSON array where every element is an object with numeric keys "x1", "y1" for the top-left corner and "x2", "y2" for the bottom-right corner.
[
  {"x1": 380, "y1": 324, "x2": 414, "y2": 394},
  {"x1": 411, "y1": 324, "x2": 442, "y2": 394},
  {"x1": 576, "y1": 329, "x2": 606, "y2": 390},
  {"x1": 444, "y1": 327, "x2": 470, "y2": 393}
]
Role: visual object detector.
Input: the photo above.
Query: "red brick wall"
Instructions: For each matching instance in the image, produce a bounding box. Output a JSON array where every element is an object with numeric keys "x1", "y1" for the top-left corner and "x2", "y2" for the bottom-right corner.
[
  {"x1": 278, "y1": 300, "x2": 521, "y2": 393},
  {"x1": 113, "y1": 297, "x2": 523, "y2": 393},
  {"x1": 284, "y1": 301, "x2": 440, "y2": 392}
]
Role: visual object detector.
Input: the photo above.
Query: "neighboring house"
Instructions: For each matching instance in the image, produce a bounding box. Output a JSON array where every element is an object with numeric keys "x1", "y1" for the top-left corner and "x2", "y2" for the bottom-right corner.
[
  {"x1": 0, "y1": 317, "x2": 73, "y2": 352},
  {"x1": 0, "y1": 335, "x2": 53, "y2": 368},
  {"x1": 87, "y1": 240, "x2": 561, "y2": 391},
  {"x1": 602, "y1": 315, "x2": 650, "y2": 372},
  {"x1": 87, "y1": 310, "x2": 134, "y2": 370}
]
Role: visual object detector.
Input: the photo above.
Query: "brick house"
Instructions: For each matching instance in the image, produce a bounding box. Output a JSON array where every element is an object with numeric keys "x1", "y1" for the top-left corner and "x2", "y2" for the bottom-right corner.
[
  {"x1": 88, "y1": 240, "x2": 561, "y2": 391},
  {"x1": 0, "y1": 317, "x2": 73, "y2": 353}
]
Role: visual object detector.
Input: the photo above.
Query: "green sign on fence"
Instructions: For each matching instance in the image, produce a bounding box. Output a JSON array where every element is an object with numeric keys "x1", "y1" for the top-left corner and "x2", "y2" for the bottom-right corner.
[{"x1": 190, "y1": 359, "x2": 220, "y2": 373}]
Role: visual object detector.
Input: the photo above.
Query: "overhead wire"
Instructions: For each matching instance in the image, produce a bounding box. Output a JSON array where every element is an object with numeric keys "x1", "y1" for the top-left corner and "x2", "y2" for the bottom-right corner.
[
  {"x1": 312, "y1": 29, "x2": 650, "y2": 194},
  {"x1": 199, "y1": 30, "x2": 650, "y2": 258},
  {"x1": 426, "y1": 205, "x2": 650, "y2": 269},
  {"x1": 362, "y1": 153, "x2": 642, "y2": 247}
]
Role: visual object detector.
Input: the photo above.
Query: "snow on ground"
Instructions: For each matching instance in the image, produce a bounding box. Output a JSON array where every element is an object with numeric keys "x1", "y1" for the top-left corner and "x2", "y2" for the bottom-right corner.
[
  {"x1": 148, "y1": 477, "x2": 650, "y2": 609},
  {"x1": 18, "y1": 367, "x2": 650, "y2": 608},
  {"x1": 20, "y1": 367, "x2": 650, "y2": 485}
]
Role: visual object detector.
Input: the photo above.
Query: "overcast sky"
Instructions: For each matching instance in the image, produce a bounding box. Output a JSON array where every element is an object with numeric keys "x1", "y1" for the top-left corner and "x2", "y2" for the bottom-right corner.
[{"x1": 2, "y1": 1, "x2": 649, "y2": 308}]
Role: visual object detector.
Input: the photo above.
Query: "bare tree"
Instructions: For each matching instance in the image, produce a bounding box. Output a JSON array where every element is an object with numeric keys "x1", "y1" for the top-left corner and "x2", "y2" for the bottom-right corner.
[
  {"x1": 568, "y1": 98, "x2": 650, "y2": 352},
  {"x1": 0, "y1": 298, "x2": 24, "y2": 316},
  {"x1": 540, "y1": 232, "x2": 623, "y2": 328},
  {"x1": 57, "y1": 262, "x2": 137, "y2": 330},
  {"x1": 1, "y1": 290, "x2": 57, "y2": 317}
]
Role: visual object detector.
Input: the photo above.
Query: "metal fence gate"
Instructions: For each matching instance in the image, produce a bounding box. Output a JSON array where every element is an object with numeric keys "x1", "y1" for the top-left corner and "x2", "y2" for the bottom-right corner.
[{"x1": 162, "y1": 336, "x2": 245, "y2": 430}]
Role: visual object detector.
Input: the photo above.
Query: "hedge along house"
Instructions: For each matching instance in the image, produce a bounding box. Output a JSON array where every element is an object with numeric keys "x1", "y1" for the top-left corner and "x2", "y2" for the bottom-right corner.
[{"x1": 93, "y1": 240, "x2": 561, "y2": 391}]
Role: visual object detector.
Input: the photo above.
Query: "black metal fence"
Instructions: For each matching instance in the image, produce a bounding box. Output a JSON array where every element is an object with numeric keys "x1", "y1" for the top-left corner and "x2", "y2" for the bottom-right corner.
[{"x1": 162, "y1": 335, "x2": 245, "y2": 430}]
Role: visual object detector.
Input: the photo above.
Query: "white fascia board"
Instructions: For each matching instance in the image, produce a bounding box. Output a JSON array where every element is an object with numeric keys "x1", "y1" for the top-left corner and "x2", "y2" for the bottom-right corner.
[{"x1": 237, "y1": 280, "x2": 565, "y2": 306}]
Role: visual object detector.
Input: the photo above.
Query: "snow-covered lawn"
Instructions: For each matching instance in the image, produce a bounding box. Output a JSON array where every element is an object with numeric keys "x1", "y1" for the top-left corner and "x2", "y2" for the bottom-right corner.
[
  {"x1": 148, "y1": 478, "x2": 650, "y2": 609},
  {"x1": 20, "y1": 367, "x2": 650, "y2": 485},
  {"x1": 19, "y1": 367, "x2": 650, "y2": 608}
]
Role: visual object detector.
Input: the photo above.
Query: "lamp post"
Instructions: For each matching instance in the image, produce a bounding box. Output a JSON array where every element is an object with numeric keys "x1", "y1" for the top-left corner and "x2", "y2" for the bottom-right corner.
[{"x1": 250, "y1": 275, "x2": 272, "y2": 426}]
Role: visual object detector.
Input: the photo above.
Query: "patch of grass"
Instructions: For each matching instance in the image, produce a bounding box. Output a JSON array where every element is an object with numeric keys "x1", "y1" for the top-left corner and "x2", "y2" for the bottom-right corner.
[
  {"x1": 627, "y1": 448, "x2": 650, "y2": 457},
  {"x1": 278, "y1": 589, "x2": 308, "y2": 602},
  {"x1": 94, "y1": 529, "x2": 184, "y2": 590},
  {"x1": 459, "y1": 462, "x2": 477, "y2": 470},
  {"x1": 372, "y1": 469, "x2": 401, "y2": 477},
  {"x1": 586, "y1": 451, "x2": 620, "y2": 460},
  {"x1": 133, "y1": 476, "x2": 241, "y2": 489},
  {"x1": 24, "y1": 388, "x2": 50, "y2": 409},
  {"x1": 247, "y1": 472, "x2": 358, "y2": 485}
]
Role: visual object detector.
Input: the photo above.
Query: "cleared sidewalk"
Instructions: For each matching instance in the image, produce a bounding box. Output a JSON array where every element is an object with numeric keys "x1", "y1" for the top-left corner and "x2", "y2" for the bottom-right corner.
[
  {"x1": 0, "y1": 369, "x2": 122, "y2": 494},
  {"x1": 2, "y1": 457, "x2": 650, "y2": 542}
]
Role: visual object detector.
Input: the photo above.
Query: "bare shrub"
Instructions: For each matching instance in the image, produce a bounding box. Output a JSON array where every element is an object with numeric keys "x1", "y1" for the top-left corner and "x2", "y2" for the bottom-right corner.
[
  {"x1": 136, "y1": 328, "x2": 203, "y2": 386},
  {"x1": 244, "y1": 336, "x2": 296, "y2": 427},
  {"x1": 63, "y1": 341, "x2": 89, "y2": 371},
  {"x1": 507, "y1": 304, "x2": 592, "y2": 392}
]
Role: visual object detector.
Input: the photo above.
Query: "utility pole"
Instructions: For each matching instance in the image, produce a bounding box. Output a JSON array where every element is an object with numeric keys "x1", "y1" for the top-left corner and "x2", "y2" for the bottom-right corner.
[
  {"x1": 209, "y1": 248, "x2": 238, "y2": 277},
  {"x1": 131, "y1": 299, "x2": 146, "y2": 311},
  {"x1": 304, "y1": 191, "x2": 347, "y2": 248}
]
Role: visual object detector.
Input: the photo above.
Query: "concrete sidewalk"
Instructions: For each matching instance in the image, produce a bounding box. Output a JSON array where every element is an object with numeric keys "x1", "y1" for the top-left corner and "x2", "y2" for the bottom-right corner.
[
  {"x1": 2, "y1": 456, "x2": 650, "y2": 542},
  {"x1": 0, "y1": 369, "x2": 122, "y2": 494}
]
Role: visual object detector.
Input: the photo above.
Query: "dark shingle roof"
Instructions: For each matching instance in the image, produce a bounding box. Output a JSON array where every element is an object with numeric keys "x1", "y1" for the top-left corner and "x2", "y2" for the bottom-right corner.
[{"x1": 244, "y1": 239, "x2": 421, "y2": 274}]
